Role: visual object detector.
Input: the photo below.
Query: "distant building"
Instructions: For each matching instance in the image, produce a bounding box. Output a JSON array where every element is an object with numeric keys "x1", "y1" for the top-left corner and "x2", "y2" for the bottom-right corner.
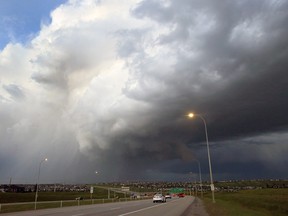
[{"x1": 121, "y1": 186, "x2": 130, "y2": 192}]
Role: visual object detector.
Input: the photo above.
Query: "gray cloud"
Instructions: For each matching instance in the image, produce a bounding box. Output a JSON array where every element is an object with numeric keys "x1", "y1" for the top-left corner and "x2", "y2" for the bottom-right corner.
[
  {"x1": 3, "y1": 84, "x2": 25, "y2": 99},
  {"x1": 0, "y1": 0, "x2": 288, "y2": 183}
]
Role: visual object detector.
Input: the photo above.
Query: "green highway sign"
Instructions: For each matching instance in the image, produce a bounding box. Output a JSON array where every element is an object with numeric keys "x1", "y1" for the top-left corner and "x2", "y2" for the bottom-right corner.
[{"x1": 169, "y1": 188, "x2": 184, "y2": 193}]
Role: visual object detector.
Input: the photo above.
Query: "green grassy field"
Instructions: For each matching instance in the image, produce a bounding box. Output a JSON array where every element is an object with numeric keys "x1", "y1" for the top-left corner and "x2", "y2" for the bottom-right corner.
[
  {"x1": 0, "y1": 187, "x2": 132, "y2": 213},
  {"x1": 203, "y1": 189, "x2": 288, "y2": 216},
  {"x1": 1, "y1": 186, "x2": 287, "y2": 215},
  {"x1": 0, "y1": 187, "x2": 120, "y2": 203}
]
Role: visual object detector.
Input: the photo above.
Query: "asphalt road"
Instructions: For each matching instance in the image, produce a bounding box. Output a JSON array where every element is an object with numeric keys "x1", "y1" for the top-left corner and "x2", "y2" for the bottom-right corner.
[{"x1": 1, "y1": 196, "x2": 197, "y2": 216}]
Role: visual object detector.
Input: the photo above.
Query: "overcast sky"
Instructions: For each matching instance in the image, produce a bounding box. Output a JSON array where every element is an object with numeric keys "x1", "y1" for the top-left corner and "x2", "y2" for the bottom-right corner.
[{"x1": 1, "y1": 0, "x2": 288, "y2": 184}]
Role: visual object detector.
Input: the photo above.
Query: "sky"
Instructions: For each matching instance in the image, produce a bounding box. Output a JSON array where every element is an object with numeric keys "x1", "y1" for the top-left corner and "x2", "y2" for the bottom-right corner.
[{"x1": 0, "y1": 0, "x2": 288, "y2": 184}]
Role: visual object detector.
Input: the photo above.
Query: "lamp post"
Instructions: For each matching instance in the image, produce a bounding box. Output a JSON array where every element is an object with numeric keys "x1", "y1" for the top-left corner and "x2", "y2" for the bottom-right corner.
[
  {"x1": 189, "y1": 172, "x2": 196, "y2": 196},
  {"x1": 91, "y1": 171, "x2": 99, "y2": 199},
  {"x1": 188, "y1": 113, "x2": 215, "y2": 203},
  {"x1": 34, "y1": 158, "x2": 47, "y2": 210},
  {"x1": 195, "y1": 159, "x2": 203, "y2": 198}
]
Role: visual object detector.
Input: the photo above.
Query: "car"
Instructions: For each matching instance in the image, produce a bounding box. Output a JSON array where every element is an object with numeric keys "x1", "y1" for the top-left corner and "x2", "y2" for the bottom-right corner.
[
  {"x1": 153, "y1": 193, "x2": 166, "y2": 203},
  {"x1": 165, "y1": 194, "x2": 172, "y2": 199},
  {"x1": 178, "y1": 193, "x2": 185, "y2": 198}
]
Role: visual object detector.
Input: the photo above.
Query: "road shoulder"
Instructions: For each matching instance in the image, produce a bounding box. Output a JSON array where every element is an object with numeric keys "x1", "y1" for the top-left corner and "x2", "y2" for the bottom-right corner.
[{"x1": 181, "y1": 197, "x2": 209, "y2": 216}]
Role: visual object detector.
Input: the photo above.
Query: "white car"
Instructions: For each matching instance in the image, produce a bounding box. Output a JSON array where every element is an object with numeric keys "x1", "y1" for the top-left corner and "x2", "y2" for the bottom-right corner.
[
  {"x1": 153, "y1": 194, "x2": 166, "y2": 203},
  {"x1": 165, "y1": 194, "x2": 172, "y2": 199}
]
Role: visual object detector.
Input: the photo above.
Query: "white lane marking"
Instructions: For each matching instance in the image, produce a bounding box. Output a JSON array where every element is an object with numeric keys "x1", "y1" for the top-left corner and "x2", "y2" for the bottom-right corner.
[
  {"x1": 118, "y1": 203, "x2": 166, "y2": 216},
  {"x1": 72, "y1": 214, "x2": 84, "y2": 216}
]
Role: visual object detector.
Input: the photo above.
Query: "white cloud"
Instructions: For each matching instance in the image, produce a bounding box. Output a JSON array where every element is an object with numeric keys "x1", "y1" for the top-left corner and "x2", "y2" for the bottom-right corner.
[
  {"x1": 0, "y1": 0, "x2": 160, "y2": 182},
  {"x1": 1, "y1": 0, "x2": 288, "y2": 182}
]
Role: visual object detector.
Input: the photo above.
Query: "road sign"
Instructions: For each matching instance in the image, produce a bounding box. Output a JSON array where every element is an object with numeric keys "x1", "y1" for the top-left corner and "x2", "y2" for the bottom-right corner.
[{"x1": 169, "y1": 188, "x2": 184, "y2": 194}]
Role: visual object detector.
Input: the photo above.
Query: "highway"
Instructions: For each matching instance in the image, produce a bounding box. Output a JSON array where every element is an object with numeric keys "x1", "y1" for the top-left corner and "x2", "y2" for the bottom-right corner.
[{"x1": 1, "y1": 196, "x2": 196, "y2": 216}]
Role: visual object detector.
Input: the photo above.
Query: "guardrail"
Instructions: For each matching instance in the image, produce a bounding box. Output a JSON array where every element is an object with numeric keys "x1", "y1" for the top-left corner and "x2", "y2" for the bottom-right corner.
[{"x1": 0, "y1": 197, "x2": 148, "y2": 214}]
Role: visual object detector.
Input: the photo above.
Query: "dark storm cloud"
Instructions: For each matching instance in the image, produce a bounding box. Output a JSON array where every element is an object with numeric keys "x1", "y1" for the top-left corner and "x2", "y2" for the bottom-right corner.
[
  {"x1": 127, "y1": 0, "x2": 288, "y2": 140},
  {"x1": 87, "y1": 0, "x2": 288, "y2": 180},
  {"x1": 1, "y1": 0, "x2": 288, "y2": 183}
]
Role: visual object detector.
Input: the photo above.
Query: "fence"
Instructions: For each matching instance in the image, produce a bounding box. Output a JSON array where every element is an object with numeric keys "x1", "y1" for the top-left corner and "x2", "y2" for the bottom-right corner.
[{"x1": 0, "y1": 197, "x2": 147, "y2": 214}]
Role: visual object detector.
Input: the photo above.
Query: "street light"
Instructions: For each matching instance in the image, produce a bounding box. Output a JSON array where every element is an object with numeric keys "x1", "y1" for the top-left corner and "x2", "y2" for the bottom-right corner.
[
  {"x1": 34, "y1": 158, "x2": 48, "y2": 210},
  {"x1": 188, "y1": 113, "x2": 215, "y2": 203},
  {"x1": 189, "y1": 172, "x2": 196, "y2": 196},
  {"x1": 195, "y1": 159, "x2": 203, "y2": 198},
  {"x1": 90, "y1": 171, "x2": 99, "y2": 199}
]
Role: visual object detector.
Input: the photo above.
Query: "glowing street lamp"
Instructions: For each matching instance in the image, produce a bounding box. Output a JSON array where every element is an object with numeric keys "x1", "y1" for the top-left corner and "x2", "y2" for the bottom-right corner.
[
  {"x1": 188, "y1": 113, "x2": 215, "y2": 203},
  {"x1": 90, "y1": 171, "x2": 99, "y2": 199},
  {"x1": 34, "y1": 158, "x2": 48, "y2": 210}
]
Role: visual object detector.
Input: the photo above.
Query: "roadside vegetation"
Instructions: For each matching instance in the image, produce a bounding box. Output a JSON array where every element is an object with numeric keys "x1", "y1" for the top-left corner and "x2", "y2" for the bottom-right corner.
[
  {"x1": 1, "y1": 180, "x2": 287, "y2": 214},
  {"x1": 0, "y1": 187, "x2": 121, "y2": 203},
  {"x1": 0, "y1": 187, "x2": 131, "y2": 213},
  {"x1": 202, "y1": 188, "x2": 288, "y2": 216}
]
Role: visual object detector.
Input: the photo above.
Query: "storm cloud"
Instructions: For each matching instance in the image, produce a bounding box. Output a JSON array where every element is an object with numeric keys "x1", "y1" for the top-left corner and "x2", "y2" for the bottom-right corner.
[{"x1": 0, "y1": 0, "x2": 288, "y2": 183}]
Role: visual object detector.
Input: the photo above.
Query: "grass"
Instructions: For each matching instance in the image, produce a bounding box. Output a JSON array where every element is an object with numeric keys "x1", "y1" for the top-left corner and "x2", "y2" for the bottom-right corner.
[
  {"x1": 0, "y1": 187, "x2": 132, "y2": 213},
  {"x1": 3, "y1": 186, "x2": 287, "y2": 215},
  {"x1": 0, "y1": 187, "x2": 124, "y2": 203},
  {"x1": 202, "y1": 189, "x2": 288, "y2": 216}
]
